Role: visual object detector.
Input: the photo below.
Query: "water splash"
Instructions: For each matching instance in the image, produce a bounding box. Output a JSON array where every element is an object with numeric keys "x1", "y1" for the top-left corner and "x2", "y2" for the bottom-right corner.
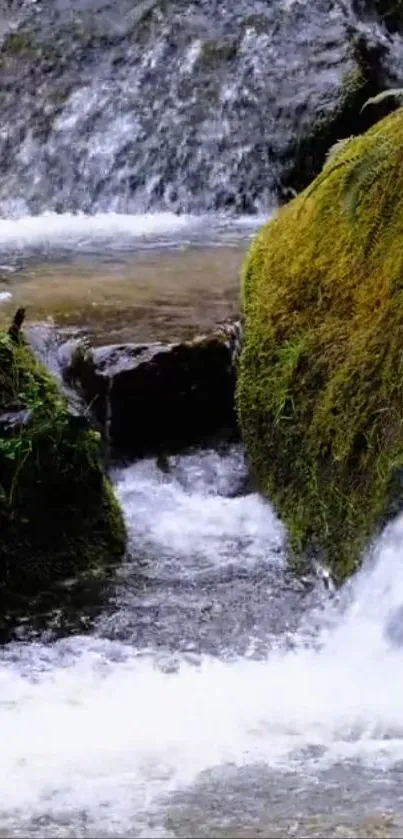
[
  {"x1": 2, "y1": 450, "x2": 403, "y2": 835},
  {"x1": 0, "y1": 212, "x2": 262, "y2": 259},
  {"x1": 113, "y1": 449, "x2": 284, "y2": 574}
]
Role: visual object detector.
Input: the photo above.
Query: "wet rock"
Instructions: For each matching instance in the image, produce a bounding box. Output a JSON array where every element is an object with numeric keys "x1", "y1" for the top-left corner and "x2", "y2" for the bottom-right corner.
[
  {"x1": 279, "y1": 30, "x2": 399, "y2": 197},
  {"x1": 1, "y1": 0, "x2": 403, "y2": 214},
  {"x1": 64, "y1": 321, "x2": 242, "y2": 457},
  {"x1": 0, "y1": 291, "x2": 12, "y2": 304}
]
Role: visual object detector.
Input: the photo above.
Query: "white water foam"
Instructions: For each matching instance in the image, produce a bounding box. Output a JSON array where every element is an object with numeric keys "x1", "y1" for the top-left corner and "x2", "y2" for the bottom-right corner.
[
  {"x1": 0, "y1": 211, "x2": 263, "y2": 257},
  {"x1": 114, "y1": 450, "x2": 284, "y2": 574},
  {"x1": 2, "y1": 459, "x2": 403, "y2": 834},
  {"x1": 0, "y1": 212, "x2": 195, "y2": 254}
]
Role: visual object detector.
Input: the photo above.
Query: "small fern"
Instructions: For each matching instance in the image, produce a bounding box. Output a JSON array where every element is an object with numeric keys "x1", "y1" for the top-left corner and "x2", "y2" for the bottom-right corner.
[
  {"x1": 361, "y1": 88, "x2": 403, "y2": 112},
  {"x1": 338, "y1": 89, "x2": 403, "y2": 231},
  {"x1": 303, "y1": 93, "x2": 403, "y2": 249},
  {"x1": 301, "y1": 157, "x2": 351, "y2": 207},
  {"x1": 323, "y1": 136, "x2": 355, "y2": 169},
  {"x1": 341, "y1": 145, "x2": 390, "y2": 221}
]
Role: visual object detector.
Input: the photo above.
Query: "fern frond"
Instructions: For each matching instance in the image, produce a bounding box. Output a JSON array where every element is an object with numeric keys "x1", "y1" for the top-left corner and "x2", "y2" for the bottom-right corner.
[
  {"x1": 361, "y1": 89, "x2": 403, "y2": 112},
  {"x1": 302, "y1": 158, "x2": 351, "y2": 206},
  {"x1": 323, "y1": 136, "x2": 355, "y2": 169},
  {"x1": 362, "y1": 152, "x2": 403, "y2": 258},
  {"x1": 341, "y1": 144, "x2": 390, "y2": 222}
]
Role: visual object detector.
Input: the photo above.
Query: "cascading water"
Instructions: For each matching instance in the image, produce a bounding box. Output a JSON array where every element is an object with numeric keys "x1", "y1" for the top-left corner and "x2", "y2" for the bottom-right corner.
[
  {"x1": 0, "y1": 0, "x2": 401, "y2": 219},
  {"x1": 2, "y1": 447, "x2": 403, "y2": 837}
]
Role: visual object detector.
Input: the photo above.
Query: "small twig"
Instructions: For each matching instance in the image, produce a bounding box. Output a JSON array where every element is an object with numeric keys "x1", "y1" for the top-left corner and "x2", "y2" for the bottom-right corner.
[{"x1": 8, "y1": 307, "x2": 26, "y2": 344}]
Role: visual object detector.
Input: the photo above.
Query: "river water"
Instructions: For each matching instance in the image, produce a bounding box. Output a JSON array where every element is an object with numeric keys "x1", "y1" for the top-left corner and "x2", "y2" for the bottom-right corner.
[
  {"x1": 2, "y1": 0, "x2": 403, "y2": 832},
  {"x1": 3, "y1": 443, "x2": 403, "y2": 837},
  {"x1": 1, "y1": 216, "x2": 403, "y2": 837},
  {"x1": 0, "y1": 212, "x2": 260, "y2": 342}
]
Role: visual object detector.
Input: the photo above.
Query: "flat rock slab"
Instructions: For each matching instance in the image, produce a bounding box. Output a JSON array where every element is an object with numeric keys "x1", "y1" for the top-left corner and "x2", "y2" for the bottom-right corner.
[{"x1": 64, "y1": 321, "x2": 242, "y2": 457}]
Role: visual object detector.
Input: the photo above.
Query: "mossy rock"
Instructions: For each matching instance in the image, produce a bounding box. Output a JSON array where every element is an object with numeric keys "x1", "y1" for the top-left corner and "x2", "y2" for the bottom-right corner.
[
  {"x1": 237, "y1": 108, "x2": 403, "y2": 580},
  {"x1": 0, "y1": 328, "x2": 126, "y2": 593}
]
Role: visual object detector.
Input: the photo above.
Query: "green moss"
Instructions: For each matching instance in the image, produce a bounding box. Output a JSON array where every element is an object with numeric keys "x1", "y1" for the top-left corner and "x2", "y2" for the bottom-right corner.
[
  {"x1": 0, "y1": 330, "x2": 126, "y2": 592},
  {"x1": 201, "y1": 39, "x2": 239, "y2": 66},
  {"x1": 2, "y1": 32, "x2": 34, "y2": 57},
  {"x1": 237, "y1": 107, "x2": 403, "y2": 580}
]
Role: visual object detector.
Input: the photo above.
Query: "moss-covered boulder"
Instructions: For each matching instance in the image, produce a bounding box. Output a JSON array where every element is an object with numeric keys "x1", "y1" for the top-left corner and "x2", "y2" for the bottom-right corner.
[
  {"x1": 0, "y1": 323, "x2": 126, "y2": 592},
  {"x1": 237, "y1": 108, "x2": 403, "y2": 580}
]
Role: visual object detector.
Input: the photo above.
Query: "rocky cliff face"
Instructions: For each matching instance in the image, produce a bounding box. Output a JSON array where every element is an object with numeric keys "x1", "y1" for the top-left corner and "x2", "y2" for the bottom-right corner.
[{"x1": 0, "y1": 0, "x2": 402, "y2": 217}]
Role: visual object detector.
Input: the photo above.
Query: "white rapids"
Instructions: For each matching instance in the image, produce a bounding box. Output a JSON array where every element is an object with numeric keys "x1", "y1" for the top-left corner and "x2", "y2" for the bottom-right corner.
[
  {"x1": 0, "y1": 212, "x2": 264, "y2": 257},
  {"x1": 1, "y1": 449, "x2": 403, "y2": 836}
]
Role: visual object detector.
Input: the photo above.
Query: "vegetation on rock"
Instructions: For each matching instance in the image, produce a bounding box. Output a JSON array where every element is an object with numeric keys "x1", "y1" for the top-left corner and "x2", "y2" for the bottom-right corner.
[
  {"x1": 281, "y1": 35, "x2": 398, "y2": 198},
  {"x1": 237, "y1": 108, "x2": 403, "y2": 580},
  {"x1": 0, "y1": 319, "x2": 126, "y2": 592}
]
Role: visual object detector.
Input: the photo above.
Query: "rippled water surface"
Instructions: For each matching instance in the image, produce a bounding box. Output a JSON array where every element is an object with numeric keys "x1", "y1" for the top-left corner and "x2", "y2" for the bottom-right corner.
[{"x1": 0, "y1": 212, "x2": 260, "y2": 342}]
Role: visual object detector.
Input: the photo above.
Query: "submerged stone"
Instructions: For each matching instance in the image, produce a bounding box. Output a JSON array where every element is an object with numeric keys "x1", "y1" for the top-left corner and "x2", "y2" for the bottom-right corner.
[
  {"x1": 237, "y1": 108, "x2": 403, "y2": 580},
  {"x1": 0, "y1": 325, "x2": 126, "y2": 593}
]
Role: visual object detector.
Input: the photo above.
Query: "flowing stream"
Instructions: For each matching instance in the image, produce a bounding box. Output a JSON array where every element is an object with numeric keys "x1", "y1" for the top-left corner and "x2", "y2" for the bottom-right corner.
[
  {"x1": 1, "y1": 202, "x2": 403, "y2": 839},
  {"x1": 3, "y1": 442, "x2": 403, "y2": 837},
  {"x1": 2, "y1": 0, "x2": 403, "y2": 834}
]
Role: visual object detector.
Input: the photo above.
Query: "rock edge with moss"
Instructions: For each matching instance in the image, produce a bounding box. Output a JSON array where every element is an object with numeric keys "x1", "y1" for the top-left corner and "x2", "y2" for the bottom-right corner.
[
  {"x1": 0, "y1": 324, "x2": 126, "y2": 592},
  {"x1": 237, "y1": 108, "x2": 403, "y2": 579}
]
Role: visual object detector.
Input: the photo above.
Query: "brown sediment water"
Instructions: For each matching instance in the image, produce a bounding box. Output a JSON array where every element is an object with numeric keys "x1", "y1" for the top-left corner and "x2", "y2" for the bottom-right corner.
[{"x1": 0, "y1": 245, "x2": 246, "y2": 344}]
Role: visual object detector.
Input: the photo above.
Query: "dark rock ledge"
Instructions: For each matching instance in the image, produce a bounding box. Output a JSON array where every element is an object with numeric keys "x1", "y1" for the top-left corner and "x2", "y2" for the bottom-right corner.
[{"x1": 62, "y1": 319, "x2": 243, "y2": 458}]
